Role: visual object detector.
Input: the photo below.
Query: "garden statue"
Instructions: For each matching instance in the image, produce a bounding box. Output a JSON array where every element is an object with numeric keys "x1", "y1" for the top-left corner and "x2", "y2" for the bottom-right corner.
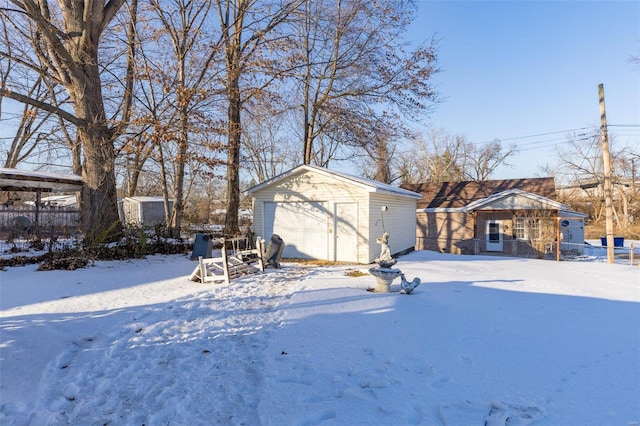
[
  {"x1": 368, "y1": 232, "x2": 421, "y2": 294},
  {"x1": 399, "y1": 273, "x2": 421, "y2": 295},
  {"x1": 374, "y1": 232, "x2": 397, "y2": 268}
]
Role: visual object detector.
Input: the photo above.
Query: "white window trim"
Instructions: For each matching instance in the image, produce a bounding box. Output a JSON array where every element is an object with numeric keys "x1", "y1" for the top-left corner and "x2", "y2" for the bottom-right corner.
[{"x1": 515, "y1": 217, "x2": 541, "y2": 241}]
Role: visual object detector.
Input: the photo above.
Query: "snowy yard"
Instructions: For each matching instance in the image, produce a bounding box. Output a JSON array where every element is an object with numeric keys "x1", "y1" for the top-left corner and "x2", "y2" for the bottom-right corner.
[{"x1": 1, "y1": 248, "x2": 638, "y2": 425}]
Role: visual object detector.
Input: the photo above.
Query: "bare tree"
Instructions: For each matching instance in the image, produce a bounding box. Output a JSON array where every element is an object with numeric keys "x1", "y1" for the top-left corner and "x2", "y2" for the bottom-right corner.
[
  {"x1": 463, "y1": 140, "x2": 517, "y2": 181},
  {"x1": 413, "y1": 129, "x2": 466, "y2": 183},
  {"x1": 116, "y1": 0, "x2": 226, "y2": 233},
  {"x1": 214, "y1": 0, "x2": 301, "y2": 235},
  {"x1": 1, "y1": 0, "x2": 134, "y2": 241},
  {"x1": 146, "y1": 0, "x2": 225, "y2": 235},
  {"x1": 397, "y1": 129, "x2": 516, "y2": 184},
  {"x1": 519, "y1": 209, "x2": 557, "y2": 259},
  {"x1": 2, "y1": 80, "x2": 55, "y2": 168},
  {"x1": 241, "y1": 111, "x2": 295, "y2": 183},
  {"x1": 553, "y1": 131, "x2": 636, "y2": 231},
  {"x1": 290, "y1": 0, "x2": 438, "y2": 166},
  {"x1": 353, "y1": 112, "x2": 411, "y2": 184},
  {"x1": 0, "y1": 17, "x2": 76, "y2": 170}
]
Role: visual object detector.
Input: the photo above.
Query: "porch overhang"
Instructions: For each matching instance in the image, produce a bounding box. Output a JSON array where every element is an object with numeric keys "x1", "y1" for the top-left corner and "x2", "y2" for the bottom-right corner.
[{"x1": 0, "y1": 168, "x2": 83, "y2": 193}]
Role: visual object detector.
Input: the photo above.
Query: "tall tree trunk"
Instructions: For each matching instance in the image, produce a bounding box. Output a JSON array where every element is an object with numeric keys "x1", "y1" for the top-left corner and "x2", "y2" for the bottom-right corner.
[
  {"x1": 373, "y1": 137, "x2": 391, "y2": 183},
  {"x1": 72, "y1": 55, "x2": 122, "y2": 242},
  {"x1": 302, "y1": 3, "x2": 313, "y2": 166},
  {"x1": 80, "y1": 126, "x2": 121, "y2": 242},
  {"x1": 303, "y1": 106, "x2": 313, "y2": 165},
  {"x1": 170, "y1": 108, "x2": 189, "y2": 237},
  {"x1": 303, "y1": 107, "x2": 315, "y2": 165},
  {"x1": 224, "y1": 77, "x2": 242, "y2": 235},
  {"x1": 3, "y1": 0, "x2": 129, "y2": 242},
  {"x1": 156, "y1": 135, "x2": 173, "y2": 227},
  {"x1": 222, "y1": 4, "x2": 244, "y2": 236}
]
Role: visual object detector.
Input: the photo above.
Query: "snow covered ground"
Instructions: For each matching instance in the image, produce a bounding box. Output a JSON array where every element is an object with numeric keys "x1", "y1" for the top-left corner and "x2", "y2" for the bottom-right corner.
[{"x1": 0, "y1": 248, "x2": 638, "y2": 425}]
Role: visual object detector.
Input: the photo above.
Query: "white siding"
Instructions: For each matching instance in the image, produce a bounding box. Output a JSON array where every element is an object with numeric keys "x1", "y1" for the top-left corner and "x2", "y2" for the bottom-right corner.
[
  {"x1": 479, "y1": 194, "x2": 555, "y2": 210},
  {"x1": 251, "y1": 169, "x2": 417, "y2": 263},
  {"x1": 121, "y1": 197, "x2": 172, "y2": 226},
  {"x1": 252, "y1": 170, "x2": 369, "y2": 262},
  {"x1": 560, "y1": 217, "x2": 585, "y2": 255},
  {"x1": 368, "y1": 195, "x2": 417, "y2": 262}
]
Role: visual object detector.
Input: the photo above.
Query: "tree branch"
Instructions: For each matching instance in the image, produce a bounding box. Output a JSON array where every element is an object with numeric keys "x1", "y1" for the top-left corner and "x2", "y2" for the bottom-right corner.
[{"x1": 0, "y1": 87, "x2": 85, "y2": 127}]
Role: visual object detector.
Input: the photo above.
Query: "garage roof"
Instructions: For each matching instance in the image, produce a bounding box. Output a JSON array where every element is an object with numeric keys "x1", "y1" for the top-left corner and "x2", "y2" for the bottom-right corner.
[
  {"x1": 0, "y1": 168, "x2": 83, "y2": 192},
  {"x1": 245, "y1": 165, "x2": 422, "y2": 199}
]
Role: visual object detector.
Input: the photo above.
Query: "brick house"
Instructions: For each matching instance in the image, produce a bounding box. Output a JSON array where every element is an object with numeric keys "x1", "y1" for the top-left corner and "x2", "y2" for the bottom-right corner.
[{"x1": 400, "y1": 178, "x2": 586, "y2": 258}]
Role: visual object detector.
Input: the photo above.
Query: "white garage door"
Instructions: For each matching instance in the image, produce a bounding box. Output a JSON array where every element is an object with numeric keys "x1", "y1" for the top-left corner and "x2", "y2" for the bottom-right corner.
[{"x1": 264, "y1": 202, "x2": 328, "y2": 259}]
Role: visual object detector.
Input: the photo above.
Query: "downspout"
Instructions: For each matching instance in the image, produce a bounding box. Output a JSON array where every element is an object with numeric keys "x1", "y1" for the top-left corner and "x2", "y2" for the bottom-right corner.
[{"x1": 35, "y1": 188, "x2": 41, "y2": 230}]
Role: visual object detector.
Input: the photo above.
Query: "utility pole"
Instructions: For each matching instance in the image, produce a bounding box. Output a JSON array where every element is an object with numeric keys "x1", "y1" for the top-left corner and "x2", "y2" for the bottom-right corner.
[
  {"x1": 598, "y1": 83, "x2": 615, "y2": 264},
  {"x1": 632, "y1": 157, "x2": 636, "y2": 221}
]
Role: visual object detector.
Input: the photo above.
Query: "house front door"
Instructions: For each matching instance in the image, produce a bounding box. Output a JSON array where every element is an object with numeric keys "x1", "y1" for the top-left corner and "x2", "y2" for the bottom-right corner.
[{"x1": 486, "y1": 220, "x2": 503, "y2": 252}]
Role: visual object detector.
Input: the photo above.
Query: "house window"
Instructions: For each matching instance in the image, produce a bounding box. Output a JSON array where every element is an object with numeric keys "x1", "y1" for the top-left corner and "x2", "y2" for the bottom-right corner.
[
  {"x1": 515, "y1": 217, "x2": 541, "y2": 240},
  {"x1": 488, "y1": 222, "x2": 500, "y2": 242},
  {"x1": 515, "y1": 219, "x2": 526, "y2": 239}
]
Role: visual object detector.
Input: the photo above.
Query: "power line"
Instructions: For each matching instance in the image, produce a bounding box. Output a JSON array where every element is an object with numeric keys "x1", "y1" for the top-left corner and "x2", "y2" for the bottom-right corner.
[
  {"x1": 465, "y1": 124, "x2": 639, "y2": 152},
  {"x1": 462, "y1": 126, "x2": 637, "y2": 149},
  {"x1": 518, "y1": 142, "x2": 565, "y2": 153},
  {"x1": 467, "y1": 126, "x2": 595, "y2": 146},
  {"x1": 514, "y1": 133, "x2": 595, "y2": 148}
]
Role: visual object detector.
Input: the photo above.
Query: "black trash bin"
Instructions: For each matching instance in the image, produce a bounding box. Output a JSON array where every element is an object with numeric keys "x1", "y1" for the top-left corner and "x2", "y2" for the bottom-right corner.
[
  {"x1": 191, "y1": 234, "x2": 213, "y2": 259},
  {"x1": 264, "y1": 234, "x2": 285, "y2": 268}
]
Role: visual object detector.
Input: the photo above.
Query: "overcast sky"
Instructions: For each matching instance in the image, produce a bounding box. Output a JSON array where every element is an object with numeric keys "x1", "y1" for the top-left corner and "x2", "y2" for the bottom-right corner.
[{"x1": 407, "y1": 0, "x2": 639, "y2": 179}]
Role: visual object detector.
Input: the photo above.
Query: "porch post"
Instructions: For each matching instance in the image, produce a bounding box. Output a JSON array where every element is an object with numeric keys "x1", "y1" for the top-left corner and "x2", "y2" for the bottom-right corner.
[
  {"x1": 512, "y1": 211, "x2": 518, "y2": 256},
  {"x1": 473, "y1": 211, "x2": 478, "y2": 254},
  {"x1": 556, "y1": 211, "x2": 561, "y2": 261}
]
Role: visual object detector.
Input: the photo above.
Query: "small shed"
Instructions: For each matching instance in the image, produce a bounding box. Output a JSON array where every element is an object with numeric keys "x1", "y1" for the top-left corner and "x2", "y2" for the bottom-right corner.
[
  {"x1": 245, "y1": 165, "x2": 422, "y2": 263},
  {"x1": 121, "y1": 196, "x2": 172, "y2": 226}
]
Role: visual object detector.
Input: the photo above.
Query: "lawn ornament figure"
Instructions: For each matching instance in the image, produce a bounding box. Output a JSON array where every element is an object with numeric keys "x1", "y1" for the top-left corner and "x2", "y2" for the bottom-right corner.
[
  {"x1": 368, "y1": 232, "x2": 420, "y2": 294},
  {"x1": 374, "y1": 232, "x2": 396, "y2": 268}
]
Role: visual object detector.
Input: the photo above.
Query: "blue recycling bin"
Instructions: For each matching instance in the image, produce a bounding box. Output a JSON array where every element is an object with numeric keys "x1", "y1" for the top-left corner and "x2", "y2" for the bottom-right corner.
[{"x1": 600, "y1": 236, "x2": 624, "y2": 247}]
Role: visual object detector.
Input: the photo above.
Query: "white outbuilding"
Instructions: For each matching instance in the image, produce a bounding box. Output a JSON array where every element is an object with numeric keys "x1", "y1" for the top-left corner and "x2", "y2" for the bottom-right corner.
[
  {"x1": 120, "y1": 196, "x2": 173, "y2": 226},
  {"x1": 245, "y1": 165, "x2": 422, "y2": 263}
]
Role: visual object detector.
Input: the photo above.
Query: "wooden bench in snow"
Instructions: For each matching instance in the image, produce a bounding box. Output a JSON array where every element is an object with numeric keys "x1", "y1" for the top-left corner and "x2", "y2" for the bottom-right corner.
[{"x1": 189, "y1": 237, "x2": 265, "y2": 284}]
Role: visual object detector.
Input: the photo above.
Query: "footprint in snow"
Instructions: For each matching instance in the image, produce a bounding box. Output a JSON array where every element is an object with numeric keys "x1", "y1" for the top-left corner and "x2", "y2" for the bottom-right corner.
[
  {"x1": 484, "y1": 401, "x2": 546, "y2": 426},
  {"x1": 430, "y1": 375, "x2": 450, "y2": 388}
]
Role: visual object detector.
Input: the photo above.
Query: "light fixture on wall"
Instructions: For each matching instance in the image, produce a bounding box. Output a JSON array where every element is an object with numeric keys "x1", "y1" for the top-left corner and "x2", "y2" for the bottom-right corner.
[{"x1": 380, "y1": 206, "x2": 388, "y2": 232}]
